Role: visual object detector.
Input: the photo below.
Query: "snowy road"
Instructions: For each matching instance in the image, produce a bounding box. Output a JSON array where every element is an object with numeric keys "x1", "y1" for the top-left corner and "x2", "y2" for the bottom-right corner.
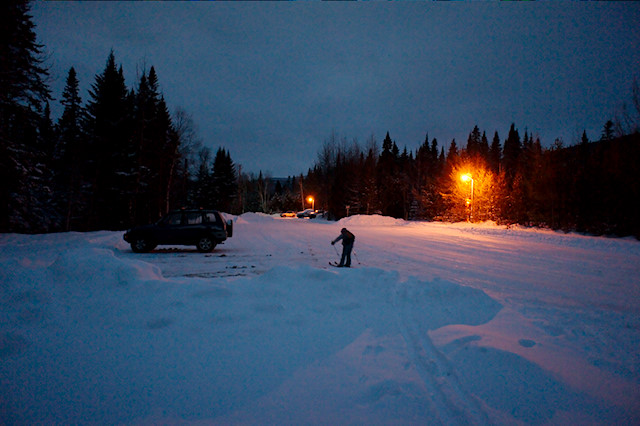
[{"x1": 1, "y1": 214, "x2": 639, "y2": 424}]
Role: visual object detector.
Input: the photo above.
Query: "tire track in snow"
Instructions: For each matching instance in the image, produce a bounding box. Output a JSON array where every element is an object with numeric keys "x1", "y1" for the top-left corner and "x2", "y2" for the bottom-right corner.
[{"x1": 393, "y1": 282, "x2": 489, "y2": 425}]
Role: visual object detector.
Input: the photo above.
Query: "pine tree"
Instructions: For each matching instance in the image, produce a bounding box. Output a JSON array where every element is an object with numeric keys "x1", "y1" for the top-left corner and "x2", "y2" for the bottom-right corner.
[
  {"x1": 501, "y1": 124, "x2": 523, "y2": 221},
  {"x1": 377, "y1": 132, "x2": 403, "y2": 218},
  {"x1": 466, "y1": 125, "x2": 481, "y2": 158},
  {"x1": 0, "y1": 0, "x2": 52, "y2": 232},
  {"x1": 502, "y1": 123, "x2": 521, "y2": 188},
  {"x1": 84, "y1": 51, "x2": 134, "y2": 229},
  {"x1": 211, "y1": 147, "x2": 237, "y2": 213},
  {"x1": 601, "y1": 120, "x2": 614, "y2": 141},
  {"x1": 479, "y1": 131, "x2": 490, "y2": 162},
  {"x1": 55, "y1": 67, "x2": 87, "y2": 230},
  {"x1": 489, "y1": 131, "x2": 501, "y2": 174},
  {"x1": 581, "y1": 130, "x2": 589, "y2": 145},
  {"x1": 447, "y1": 139, "x2": 459, "y2": 166}
]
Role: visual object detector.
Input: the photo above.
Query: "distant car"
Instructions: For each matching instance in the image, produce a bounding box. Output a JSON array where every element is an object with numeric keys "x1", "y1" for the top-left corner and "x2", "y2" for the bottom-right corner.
[
  {"x1": 297, "y1": 209, "x2": 317, "y2": 219},
  {"x1": 123, "y1": 209, "x2": 233, "y2": 253},
  {"x1": 280, "y1": 211, "x2": 296, "y2": 218}
]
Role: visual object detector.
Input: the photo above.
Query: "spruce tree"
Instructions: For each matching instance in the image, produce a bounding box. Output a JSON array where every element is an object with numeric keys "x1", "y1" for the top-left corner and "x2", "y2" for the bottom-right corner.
[
  {"x1": 0, "y1": 0, "x2": 52, "y2": 232},
  {"x1": 56, "y1": 67, "x2": 87, "y2": 230},
  {"x1": 211, "y1": 147, "x2": 237, "y2": 213},
  {"x1": 377, "y1": 132, "x2": 403, "y2": 218},
  {"x1": 503, "y1": 123, "x2": 521, "y2": 188},
  {"x1": 479, "y1": 131, "x2": 490, "y2": 163},
  {"x1": 489, "y1": 131, "x2": 501, "y2": 174},
  {"x1": 581, "y1": 130, "x2": 589, "y2": 145},
  {"x1": 84, "y1": 51, "x2": 134, "y2": 229},
  {"x1": 466, "y1": 125, "x2": 481, "y2": 158},
  {"x1": 601, "y1": 120, "x2": 614, "y2": 141}
]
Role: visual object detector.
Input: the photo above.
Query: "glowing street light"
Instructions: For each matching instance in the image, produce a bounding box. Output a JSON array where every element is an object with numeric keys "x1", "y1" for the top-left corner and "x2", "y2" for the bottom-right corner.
[
  {"x1": 461, "y1": 173, "x2": 474, "y2": 222},
  {"x1": 307, "y1": 196, "x2": 315, "y2": 210}
]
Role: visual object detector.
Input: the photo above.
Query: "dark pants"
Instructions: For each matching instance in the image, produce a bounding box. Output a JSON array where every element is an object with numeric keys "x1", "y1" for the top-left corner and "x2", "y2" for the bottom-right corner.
[{"x1": 339, "y1": 242, "x2": 353, "y2": 267}]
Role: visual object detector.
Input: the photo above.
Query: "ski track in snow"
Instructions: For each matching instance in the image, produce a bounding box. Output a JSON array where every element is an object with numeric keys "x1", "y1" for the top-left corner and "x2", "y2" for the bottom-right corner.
[{"x1": 1, "y1": 213, "x2": 639, "y2": 424}]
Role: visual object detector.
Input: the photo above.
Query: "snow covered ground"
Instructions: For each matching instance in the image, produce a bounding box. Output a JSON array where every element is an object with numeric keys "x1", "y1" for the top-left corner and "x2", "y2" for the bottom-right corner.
[{"x1": 1, "y1": 213, "x2": 639, "y2": 425}]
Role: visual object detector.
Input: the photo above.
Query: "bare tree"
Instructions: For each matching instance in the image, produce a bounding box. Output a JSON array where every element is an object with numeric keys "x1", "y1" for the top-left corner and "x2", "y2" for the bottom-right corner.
[
  {"x1": 257, "y1": 171, "x2": 271, "y2": 213},
  {"x1": 615, "y1": 76, "x2": 640, "y2": 136}
]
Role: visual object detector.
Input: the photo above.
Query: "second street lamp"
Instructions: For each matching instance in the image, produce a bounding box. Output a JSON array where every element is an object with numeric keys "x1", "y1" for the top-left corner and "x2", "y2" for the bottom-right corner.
[{"x1": 461, "y1": 173, "x2": 474, "y2": 222}]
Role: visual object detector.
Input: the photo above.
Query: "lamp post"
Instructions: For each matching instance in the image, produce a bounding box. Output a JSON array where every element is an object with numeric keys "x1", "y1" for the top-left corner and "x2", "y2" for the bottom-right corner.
[
  {"x1": 461, "y1": 173, "x2": 474, "y2": 222},
  {"x1": 307, "y1": 196, "x2": 315, "y2": 211}
]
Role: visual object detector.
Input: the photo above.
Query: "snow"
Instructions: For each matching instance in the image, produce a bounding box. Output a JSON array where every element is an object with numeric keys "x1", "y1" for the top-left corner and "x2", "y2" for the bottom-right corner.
[{"x1": 1, "y1": 214, "x2": 639, "y2": 425}]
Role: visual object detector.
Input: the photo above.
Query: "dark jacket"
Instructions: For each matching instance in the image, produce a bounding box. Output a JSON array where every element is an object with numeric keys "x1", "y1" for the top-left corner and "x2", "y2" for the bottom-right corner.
[{"x1": 332, "y1": 228, "x2": 355, "y2": 246}]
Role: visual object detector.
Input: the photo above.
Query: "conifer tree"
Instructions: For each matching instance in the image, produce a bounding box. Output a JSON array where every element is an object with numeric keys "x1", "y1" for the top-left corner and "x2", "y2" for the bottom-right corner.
[
  {"x1": 0, "y1": 0, "x2": 52, "y2": 232},
  {"x1": 377, "y1": 132, "x2": 403, "y2": 217},
  {"x1": 489, "y1": 131, "x2": 501, "y2": 174},
  {"x1": 56, "y1": 67, "x2": 87, "y2": 230},
  {"x1": 479, "y1": 131, "x2": 490, "y2": 162},
  {"x1": 466, "y1": 125, "x2": 481, "y2": 158},
  {"x1": 601, "y1": 120, "x2": 614, "y2": 141},
  {"x1": 447, "y1": 139, "x2": 459, "y2": 167},
  {"x1": 84, "y1": 51, "x2": 134, "y2": 229},
  {"x1": 580, "y1": 130, "x2": 589, "y2": 145},
  {"x1": 211, "y1": 147, "x2": 237, "y2": 213},
  {"x1": 502, "y1": 123, "x2": 521, "y2": 188}
]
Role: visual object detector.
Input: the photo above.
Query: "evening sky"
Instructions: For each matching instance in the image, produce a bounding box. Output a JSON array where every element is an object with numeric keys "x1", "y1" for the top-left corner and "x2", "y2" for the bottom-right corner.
[{"x1": 30, "y1": 2, "x2": 640, "y2": 176}]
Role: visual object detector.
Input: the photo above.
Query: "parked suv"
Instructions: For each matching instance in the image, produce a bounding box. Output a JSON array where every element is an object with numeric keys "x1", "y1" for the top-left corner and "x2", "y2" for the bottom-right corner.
[{"x1": 124, "y1": 209, "x2": 233, "y2": 253}]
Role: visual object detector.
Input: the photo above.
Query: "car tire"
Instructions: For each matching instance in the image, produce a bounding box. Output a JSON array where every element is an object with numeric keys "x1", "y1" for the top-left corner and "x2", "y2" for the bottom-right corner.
[
  {"x1": 131, "y1": 237, "x2": 151, "y2": 253},
  {"x1": 196, "y1": 236, "x2": 216, "y2": 253}
]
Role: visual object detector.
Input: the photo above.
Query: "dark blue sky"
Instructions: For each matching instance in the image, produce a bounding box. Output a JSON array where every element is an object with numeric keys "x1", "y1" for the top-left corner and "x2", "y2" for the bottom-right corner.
[{"x1": 31, "y1": 2, "x2": 640, "y2": 177}]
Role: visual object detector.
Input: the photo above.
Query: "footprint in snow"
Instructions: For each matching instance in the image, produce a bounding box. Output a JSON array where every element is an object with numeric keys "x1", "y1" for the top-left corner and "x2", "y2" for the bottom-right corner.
[{"x1": 519, "y1": 339, "x2": 536, "y2": 348}]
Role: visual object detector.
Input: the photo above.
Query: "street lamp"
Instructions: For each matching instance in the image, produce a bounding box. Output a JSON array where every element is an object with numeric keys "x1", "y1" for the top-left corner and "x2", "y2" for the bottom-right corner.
[
  {"x1": 307, "y1": 196, "x2": 315, "y2": 210},
  {"x1": 461, "y1": 173, "x2": 474, "y2": 222}
]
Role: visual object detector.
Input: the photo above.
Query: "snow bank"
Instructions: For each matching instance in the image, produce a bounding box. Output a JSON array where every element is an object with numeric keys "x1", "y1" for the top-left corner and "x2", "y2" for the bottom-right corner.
[
  {"x1": 338, "y1": 214, "x2": 407, "y2": 227},
  {"x1": 235, "y1": 211, "x2": 276, "y2": 225}
]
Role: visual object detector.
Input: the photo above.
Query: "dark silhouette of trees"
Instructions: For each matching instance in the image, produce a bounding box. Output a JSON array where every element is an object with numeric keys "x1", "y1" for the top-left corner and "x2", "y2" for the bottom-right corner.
[{"x1": 0, "y1": 0, "x2": 52, "y2": 232}]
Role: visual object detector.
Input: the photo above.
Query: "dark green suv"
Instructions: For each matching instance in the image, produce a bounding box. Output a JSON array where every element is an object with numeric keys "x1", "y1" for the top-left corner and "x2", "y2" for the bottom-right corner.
[{"x1": 124, "y1": 210, "x2": 233, "y2": 253}]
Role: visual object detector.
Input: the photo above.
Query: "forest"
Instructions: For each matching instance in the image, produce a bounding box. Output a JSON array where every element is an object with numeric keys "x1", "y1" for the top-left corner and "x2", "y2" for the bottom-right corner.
[{"x1": 2, "y1": 1, "x2": 639, "y2": 238}]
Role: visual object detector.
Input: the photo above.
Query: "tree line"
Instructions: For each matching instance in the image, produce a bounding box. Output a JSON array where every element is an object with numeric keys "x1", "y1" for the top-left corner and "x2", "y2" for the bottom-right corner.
[
  {"x1": 2, "y1": 1, "x2": 240, "y2": 233},
  {"x1": 292, "y1": 124, "x2": 639, "y2": 238},
  {"x1": 2, "y1": 0, "x2": 639, "y2": 238}
]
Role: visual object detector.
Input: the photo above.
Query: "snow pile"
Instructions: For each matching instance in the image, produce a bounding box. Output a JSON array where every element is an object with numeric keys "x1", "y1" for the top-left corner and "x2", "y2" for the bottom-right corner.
[
  {"x1": 338, "y1": 214, "x2": 407, "y2": 227},
  {"x1": 233, "y1": 211, "x2": 273, "y2": 225},
  {"x1": 1, "y1": 214, "x2": 639, "y2": 424}
]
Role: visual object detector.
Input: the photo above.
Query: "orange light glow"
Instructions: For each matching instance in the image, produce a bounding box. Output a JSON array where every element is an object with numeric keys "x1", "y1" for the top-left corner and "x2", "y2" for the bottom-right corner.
[{"x1": 461, "y1": 173, "x2": 472, "y2": 182}]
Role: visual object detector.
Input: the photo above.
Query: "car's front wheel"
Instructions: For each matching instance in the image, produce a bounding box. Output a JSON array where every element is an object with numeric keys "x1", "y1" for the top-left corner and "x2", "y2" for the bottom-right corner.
[
  {"x1": 131, "y1": 237, "x2": 152, "y2": 253},
  {"x1": 196, "y1": 236, "x2": 216, "y2": 253}
]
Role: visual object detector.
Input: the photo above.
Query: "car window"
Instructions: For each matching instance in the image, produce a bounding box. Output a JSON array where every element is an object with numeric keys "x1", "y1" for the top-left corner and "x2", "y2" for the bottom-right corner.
[
  {"x1": 205, "y1": 212, "x2": 222, "y2": 226},
  {"x1": 186, "y1": 212, "x2": 203, "y2": 225},
  {"x1": 164, "y1": 213, "x2": 182, "y2": 225}
]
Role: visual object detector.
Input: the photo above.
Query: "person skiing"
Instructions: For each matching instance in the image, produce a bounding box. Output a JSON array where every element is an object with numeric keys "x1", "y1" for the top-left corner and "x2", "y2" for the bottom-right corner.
[{"x1": 331, "y1": 228, "x2": 355, "y2": 267}]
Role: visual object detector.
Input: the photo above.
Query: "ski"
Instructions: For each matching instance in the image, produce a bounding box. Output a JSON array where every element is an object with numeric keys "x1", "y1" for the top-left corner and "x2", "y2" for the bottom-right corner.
[{"x1": 328, "y1": 262, "x2": 352, "y2": 268}]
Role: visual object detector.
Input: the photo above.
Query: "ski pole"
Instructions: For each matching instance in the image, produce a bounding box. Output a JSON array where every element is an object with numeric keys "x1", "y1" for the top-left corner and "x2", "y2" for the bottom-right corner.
[{"x1": 353, "y1": 250, "x2": 361, "y2": 265}]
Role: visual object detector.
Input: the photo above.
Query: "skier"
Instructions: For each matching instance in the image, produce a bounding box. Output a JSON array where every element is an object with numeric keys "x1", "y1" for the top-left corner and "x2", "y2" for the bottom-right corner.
[{"x1": 331, "y1": 228, "x2": 355, "y2": 267}]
